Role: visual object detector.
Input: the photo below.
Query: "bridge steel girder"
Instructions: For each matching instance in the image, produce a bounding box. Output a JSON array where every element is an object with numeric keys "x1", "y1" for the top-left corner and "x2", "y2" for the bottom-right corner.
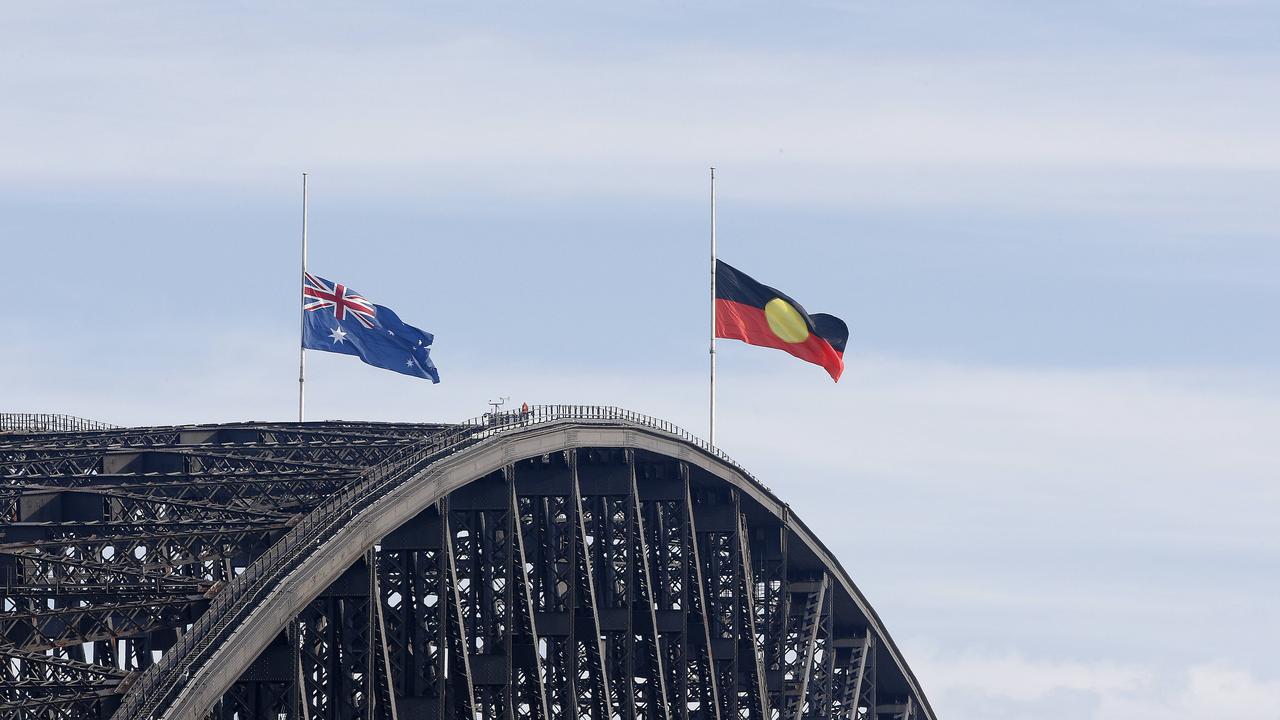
[
  {"x1": 1, "y1": 420, "x2": 426, "y2": 717},
  {"x1": 2, "y1": 413, "x2": 935, "y2": 720}
]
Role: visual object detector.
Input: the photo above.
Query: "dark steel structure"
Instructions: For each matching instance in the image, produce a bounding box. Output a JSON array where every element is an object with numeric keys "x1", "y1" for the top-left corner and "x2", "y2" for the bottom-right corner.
[
  {"x1": 0, "y1": 414, "x2": 117, "y2": 434},
  {"x1": 1, "y1": 407, "x2": 933, "y2": 720}
]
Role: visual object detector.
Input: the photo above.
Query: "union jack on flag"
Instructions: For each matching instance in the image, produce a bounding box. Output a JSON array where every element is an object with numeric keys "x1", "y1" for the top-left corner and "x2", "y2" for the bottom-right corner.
[{"x1": 303, "y1": 272, "x2": 377, "y2": 328}]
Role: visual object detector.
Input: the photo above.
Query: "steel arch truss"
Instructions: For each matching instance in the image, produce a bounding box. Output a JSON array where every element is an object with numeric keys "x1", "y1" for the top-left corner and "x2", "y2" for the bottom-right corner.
[
  {"x1": 1, "y1": 418, "x2": 932, "y2": 720},
  {"x1": 204, "y1": 447, "x2": 928, "y2": 720},
  {"x1": 1, "y1": 421, "x2": 449, "y2": 720}
]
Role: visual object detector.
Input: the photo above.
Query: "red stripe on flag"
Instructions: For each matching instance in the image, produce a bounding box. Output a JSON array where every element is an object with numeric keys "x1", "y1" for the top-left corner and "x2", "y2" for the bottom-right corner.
[{"x1": 715, "y1": 299, "x2": 844, "y2": 381}]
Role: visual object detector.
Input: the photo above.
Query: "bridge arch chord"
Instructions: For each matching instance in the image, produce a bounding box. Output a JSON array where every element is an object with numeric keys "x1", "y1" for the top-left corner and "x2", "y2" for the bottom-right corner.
[{"x1": 113, "y1": 416, "x2": 935, "y2": 720}]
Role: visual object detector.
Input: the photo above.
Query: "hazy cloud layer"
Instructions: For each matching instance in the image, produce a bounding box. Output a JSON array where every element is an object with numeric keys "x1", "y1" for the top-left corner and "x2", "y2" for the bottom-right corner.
[
  {"x1": 910, "y1": 648, "x2": 1280, "y2": 720},
  {"x1": 3, "y1": 5, "x2": 1280, "y2": 219}
]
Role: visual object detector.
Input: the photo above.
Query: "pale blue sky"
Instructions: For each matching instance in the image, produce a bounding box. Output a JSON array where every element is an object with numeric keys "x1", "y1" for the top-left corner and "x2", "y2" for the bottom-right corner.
[{"x1": 3, "y1": 3, "x2": 1278, "y2": 718}]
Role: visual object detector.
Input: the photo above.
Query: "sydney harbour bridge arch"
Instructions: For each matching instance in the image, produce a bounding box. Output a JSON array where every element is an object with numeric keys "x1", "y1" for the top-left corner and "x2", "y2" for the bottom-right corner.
[{"x1": 1, "y1": 407, "x2": 933, "y2": 720}]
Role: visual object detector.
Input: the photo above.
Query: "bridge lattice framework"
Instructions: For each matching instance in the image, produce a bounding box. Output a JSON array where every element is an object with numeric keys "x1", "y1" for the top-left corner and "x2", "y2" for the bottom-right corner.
[{"x1": 0, "y1": 408, "x2": 930, "y2": 720}]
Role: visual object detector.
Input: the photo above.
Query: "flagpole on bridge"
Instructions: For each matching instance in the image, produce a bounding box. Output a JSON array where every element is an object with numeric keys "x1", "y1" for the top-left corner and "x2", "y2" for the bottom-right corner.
[
  {"x1": 709, "y1": 166, "x2": 717, "y2": 447},
  {"x1": 299, "y1": 172, "x2": 308, "y2": 422}
]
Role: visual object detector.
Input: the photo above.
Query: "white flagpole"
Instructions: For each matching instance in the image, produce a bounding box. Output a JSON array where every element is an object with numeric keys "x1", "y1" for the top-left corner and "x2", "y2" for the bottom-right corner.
[
  {"x1": 709, "y1": 166, "x2": 717, "y2": 446},
  {"x1": 298, "y1": 172, "x2": 308, "y2": 422}
]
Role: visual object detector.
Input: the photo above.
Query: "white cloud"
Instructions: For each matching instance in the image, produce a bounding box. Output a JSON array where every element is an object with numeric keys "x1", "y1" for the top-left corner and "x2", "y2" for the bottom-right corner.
[
  {"x1": 909, "y1": 645, "x2": 1151, "y2": 703},
  {"x1": 726, "y1": 359, "x2": 1280, "y2": 544},
  {"x1": 908, "y1": 645, "x2": 1280, "y2": 720},
  {"x1": 2, "y1": 13, "x2": 1279, "y2": 219},
  {"x1": 1163, "y1": 665, "x2": 1280, "y2": 718}
]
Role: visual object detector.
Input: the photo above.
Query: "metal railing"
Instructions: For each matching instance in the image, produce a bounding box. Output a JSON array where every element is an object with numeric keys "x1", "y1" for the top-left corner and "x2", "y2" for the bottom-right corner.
[
  {"x1": 0, "y1": 413, "x2": 118, "y2": 433},
  {"x1": 112, "y1": 405, "x2": 756, "y2": 720}
]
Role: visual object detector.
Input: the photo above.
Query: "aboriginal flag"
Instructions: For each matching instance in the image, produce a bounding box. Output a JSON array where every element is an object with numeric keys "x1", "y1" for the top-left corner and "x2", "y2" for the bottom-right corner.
[{"x1": 715, "y1": 260, "x2": 848, "y2": 381}]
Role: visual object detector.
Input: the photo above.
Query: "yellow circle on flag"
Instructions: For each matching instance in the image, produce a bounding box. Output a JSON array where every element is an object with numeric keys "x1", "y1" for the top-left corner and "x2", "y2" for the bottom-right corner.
[{"x1": 765, "y1": 298, "x2": 810, "y2": 344}]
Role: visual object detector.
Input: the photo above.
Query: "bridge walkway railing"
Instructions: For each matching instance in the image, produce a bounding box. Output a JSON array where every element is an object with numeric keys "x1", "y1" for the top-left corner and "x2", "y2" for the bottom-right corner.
[{"x1": 0, "y1": 413, "x2": 118, "y2": 433}]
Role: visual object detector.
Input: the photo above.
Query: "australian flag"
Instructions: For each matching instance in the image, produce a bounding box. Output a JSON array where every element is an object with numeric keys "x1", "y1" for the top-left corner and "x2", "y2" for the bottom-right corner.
[{"x1": 302, "y1": 273, "x2": 440, "y2": 383}]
